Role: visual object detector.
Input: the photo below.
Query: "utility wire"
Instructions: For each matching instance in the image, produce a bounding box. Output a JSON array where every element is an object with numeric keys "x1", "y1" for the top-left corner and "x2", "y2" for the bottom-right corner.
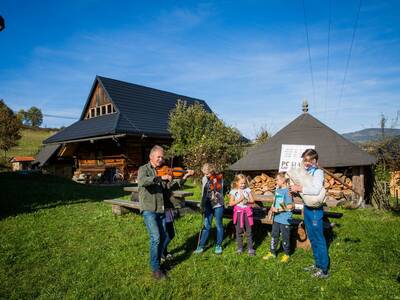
[
  {"x1": 324, "y1": 0, "x2": 332, "y2": 121},
  {"x1": 333, "y1": 0, "x2": 362, "y2": 124},
  {"x1": 302, "y1": 0, "x2": 316, "y2": 110},
  {"x1": 43, "y1": 114, "x2": 78, "y2": 120}
]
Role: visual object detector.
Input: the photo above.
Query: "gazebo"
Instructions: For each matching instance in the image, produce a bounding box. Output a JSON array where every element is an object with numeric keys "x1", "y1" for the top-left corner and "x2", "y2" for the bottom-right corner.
[{"x1": 230, "y1": 103, "x2": 376, "y2": 201}]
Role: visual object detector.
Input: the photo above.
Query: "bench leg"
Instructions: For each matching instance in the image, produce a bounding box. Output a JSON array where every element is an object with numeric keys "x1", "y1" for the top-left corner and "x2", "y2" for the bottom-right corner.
[
  {"x1": 131, "y1": 192, "x2": 139, "y2": 202},
  {"x1": 112, "y1": 205, "x2": 131, "y2": 216}
]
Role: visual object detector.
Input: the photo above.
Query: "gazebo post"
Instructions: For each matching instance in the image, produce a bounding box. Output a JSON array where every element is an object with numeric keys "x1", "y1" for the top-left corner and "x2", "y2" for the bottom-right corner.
[{"x1": 352, "y1": 166, "x2": 366, "y2": 207}]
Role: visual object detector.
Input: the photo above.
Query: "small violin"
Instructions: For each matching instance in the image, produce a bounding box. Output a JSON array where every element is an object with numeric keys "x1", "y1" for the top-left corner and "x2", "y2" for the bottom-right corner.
[
  {"x1": 156, "y1": 165, "x2": 188, "y2": 178},
  {"x1": 209, "y1": 173, "x2": 223, "y2": 191}
]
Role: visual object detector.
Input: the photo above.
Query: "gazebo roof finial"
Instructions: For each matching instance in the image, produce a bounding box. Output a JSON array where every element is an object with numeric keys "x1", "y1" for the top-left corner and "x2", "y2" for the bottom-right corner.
[{"x1": 302, "y1": 99, "x2": 309, "y2": 113}]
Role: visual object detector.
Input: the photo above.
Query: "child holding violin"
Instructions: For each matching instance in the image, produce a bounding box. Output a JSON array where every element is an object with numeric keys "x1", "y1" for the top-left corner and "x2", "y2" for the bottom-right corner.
[
  {"x1": 229, "y1": 174, "x2": 255, "y2": 256},
  {"x1": 194, "y1": 163, "x2": 225, "y2": 255}
]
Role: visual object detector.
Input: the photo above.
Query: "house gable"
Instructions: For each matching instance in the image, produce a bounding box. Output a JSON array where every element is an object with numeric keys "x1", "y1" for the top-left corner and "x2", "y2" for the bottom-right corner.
[{"x1": 83, "y1": 81, "x2": 117, "y2": 119}]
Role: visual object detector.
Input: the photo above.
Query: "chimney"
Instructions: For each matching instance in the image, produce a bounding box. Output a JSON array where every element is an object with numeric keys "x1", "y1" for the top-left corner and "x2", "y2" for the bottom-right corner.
[{"x1": 302, "y1": 99, "x2": 309, "y2": 113}]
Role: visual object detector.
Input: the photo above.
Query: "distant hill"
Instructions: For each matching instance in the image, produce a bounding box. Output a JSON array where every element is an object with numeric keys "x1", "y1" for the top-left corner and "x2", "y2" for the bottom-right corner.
[
  {"x1": 342, "y1": 128, "x2": 400, "y2": 143},
  {"x1": 7, "y1": 127, "x2": 58, "y2": 158}
]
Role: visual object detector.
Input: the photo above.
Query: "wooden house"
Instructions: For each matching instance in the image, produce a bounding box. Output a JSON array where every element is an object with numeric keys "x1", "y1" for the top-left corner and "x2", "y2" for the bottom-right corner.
[
  {"x1": 230, "y1": 104, "x2": 376, "y2": 203},
  {"x1": 40, "y1": 76, "x2": 211, "y2": 181}
]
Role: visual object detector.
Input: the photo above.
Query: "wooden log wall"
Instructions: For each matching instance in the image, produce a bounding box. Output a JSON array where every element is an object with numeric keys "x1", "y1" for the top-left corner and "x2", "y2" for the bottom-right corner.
[{"x1": 73, "y1": 136, "x2": 173, "y2": 181}]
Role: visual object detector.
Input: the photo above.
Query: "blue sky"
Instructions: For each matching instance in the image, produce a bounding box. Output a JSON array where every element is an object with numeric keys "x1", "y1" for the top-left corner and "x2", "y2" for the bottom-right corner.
[{"x1": 1, "y1": 1, "x2": 399, "y2": 139}]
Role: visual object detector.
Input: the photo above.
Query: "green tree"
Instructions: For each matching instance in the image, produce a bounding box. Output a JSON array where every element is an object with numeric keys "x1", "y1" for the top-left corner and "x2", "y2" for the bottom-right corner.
[
  {"x1": 0, "y1": 99, "x2": 21, "y2": 157},
  {"x1": 168, "y1": 100, "x2": 246, "y2": 175},
  {"x1": 16, "y1": 109, "x2": 27, "y2": 124},
  {"x1": 254, "y1": 126, "x2": 270, "y2": 144},
  {"x1": 26, "y1": 106, "x2": 43, "y2": 127}
]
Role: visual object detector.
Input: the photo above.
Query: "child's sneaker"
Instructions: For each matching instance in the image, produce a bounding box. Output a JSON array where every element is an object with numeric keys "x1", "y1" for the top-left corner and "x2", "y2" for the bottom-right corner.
[
  {"x1": 236, "y1": 248, "x2": 243, "y2": 255},
  {"x1": 303, "y1": 264, "x2": 318, "y2": 272},
  {"x1": 193, "y1": 247, "x2": 204, "y2": 254},
  {"x1": 280, "y1": 254, "x2": 289, "y2": 263},
  {"x1": 262, "y1": 252, "x2": 276, "y2": 260},
  {"x1": 161, "y1": 252, "x2": 173, "y2": 262},
  {"x1": 312, "y1": 269, "x2": 329, "y2": 279},
  {"x1": 248, "y1": 249, "x2": 255, "y2": 257},
  {"x1": 214, "y1": 245, "x2": 223, "y2": 255}
]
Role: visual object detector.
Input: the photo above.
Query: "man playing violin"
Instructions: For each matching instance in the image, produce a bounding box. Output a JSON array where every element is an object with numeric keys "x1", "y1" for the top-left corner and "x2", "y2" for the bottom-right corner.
[{"x1": 138, "y1": 145, "x2": 194, "y2": 280}]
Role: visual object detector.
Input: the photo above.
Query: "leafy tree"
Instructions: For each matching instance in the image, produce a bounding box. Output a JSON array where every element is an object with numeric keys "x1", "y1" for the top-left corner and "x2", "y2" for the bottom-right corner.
[
  {"x1": 26, "y1": 106, "x2": 43, "y2": 127},
  {"x1": 16, "y1": 109, "x2": 27, "y2": 124},
  {"x1": 168, "y1": 100, "x2": 246, "y2": 175},
  {"x1": 0, "y1": 99, "x2": 21, "y2": 157},
  {"x1": 254, "y1": 126, "x2": 270, "y2": 144},
  {"x1": 362, "y1": 136, "x2": 400, "y2": 179}
]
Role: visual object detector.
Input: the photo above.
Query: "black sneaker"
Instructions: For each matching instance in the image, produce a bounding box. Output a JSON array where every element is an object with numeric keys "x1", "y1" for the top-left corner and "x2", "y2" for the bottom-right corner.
[{"x1": 312, "y1": 269, "x2": 329, "y2": 279}]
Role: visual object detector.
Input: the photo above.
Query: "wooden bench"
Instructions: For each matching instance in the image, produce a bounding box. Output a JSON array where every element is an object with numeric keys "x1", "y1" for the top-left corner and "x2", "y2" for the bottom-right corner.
[
  {"x1": 104, "y1": 186, "x2": 194, "y2": 216},
  {"x1": 104, "y1": 199, "x2": 142, "y2": 215}
]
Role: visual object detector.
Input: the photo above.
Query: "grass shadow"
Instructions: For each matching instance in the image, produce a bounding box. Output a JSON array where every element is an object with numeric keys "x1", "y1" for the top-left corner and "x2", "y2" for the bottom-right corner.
[{"x1": 0, "y1": 172, "x2": 128, "y2": 219}]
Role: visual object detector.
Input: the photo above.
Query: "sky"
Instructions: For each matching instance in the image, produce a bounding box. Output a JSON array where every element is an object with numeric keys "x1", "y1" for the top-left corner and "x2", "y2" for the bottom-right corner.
[{"x1": 1, "y1": 0, "x2": 399, "y2": 139}]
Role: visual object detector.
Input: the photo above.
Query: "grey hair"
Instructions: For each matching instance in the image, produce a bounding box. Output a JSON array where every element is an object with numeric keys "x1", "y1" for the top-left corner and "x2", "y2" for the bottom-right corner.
[{"x1": 150, "y1": 145, "x2": 164, "y2": 156}]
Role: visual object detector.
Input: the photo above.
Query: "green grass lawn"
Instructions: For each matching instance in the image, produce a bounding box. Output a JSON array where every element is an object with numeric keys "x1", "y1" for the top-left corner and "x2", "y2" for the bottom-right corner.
[
  {"x1": 7, "y1": 128, "x2": 57, "y2": 158},
  {"x1": 1, "y1": 172, "x2": 399, "y2": 299}
]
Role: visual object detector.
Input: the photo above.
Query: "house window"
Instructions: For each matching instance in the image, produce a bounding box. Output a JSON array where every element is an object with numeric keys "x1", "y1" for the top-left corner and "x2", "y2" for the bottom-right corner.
[
  {"x1": 90, "y1": 108, "x2": 95, "y2": 118},
  {"x1": 96, "y1": 107, "x2": 101, "y2": 116},
  {"x1": 107, "y1": 104, "x2": 112, "y2": 114},
  {"x1": 112, "y1": 106, "x2": 116, "y2": 113},
  {"x1": 102, "y1": 105, "x2": 106, "y2": 115}
]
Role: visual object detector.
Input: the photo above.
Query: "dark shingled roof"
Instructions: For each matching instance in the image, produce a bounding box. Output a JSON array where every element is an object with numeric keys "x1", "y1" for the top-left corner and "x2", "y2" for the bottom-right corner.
[
  {"x1": 32, "y1": 144, "x2": 61, "y2": 167},
  {"x1": 44, "y1": 76, "x2": 211, "y2": 144},
  {"x1": 230, "y1": 113, "x2": 376, "y2": 171}
]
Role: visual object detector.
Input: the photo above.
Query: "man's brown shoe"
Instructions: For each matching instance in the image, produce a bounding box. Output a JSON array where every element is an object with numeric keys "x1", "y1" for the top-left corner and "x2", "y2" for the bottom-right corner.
[{"x1": 152, "y1": 269, "x2": 167, "y2": 280}]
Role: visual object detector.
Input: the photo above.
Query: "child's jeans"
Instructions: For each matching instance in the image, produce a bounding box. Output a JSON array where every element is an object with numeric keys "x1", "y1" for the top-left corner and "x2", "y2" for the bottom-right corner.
[
  {"x1": 198, "y1": 203, "x2": 224, "y2": 248},
  {"x1": 235, "y1": 211, "x2": 253, "y2": 251},
  {"x1": 270, "y1": 221, "x2": 291, "y2": 255},
  {"x1": 162, "y1": 219, "x2": 175, "y2": 256}
]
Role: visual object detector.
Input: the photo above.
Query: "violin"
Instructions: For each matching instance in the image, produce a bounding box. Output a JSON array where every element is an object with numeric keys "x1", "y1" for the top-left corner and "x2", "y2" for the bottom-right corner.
[
  {"x1": 156, "y1": 165, "x2": 188, "y2": 179},
  {"x1": 208, "y1": 173, "x2": 223, "y2": 191}
]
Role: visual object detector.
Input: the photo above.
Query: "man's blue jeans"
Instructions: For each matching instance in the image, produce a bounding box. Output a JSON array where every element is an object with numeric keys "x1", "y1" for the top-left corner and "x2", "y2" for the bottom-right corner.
[
  {"x1": 303, "y1": 206, "x2": 330, "y2": 273},
  {"x1": 143, "y1": 211, "x2": 166, "y2": 272},
  {"x1": 198, "y1": 203, "x2": 224, "y2": 248}
]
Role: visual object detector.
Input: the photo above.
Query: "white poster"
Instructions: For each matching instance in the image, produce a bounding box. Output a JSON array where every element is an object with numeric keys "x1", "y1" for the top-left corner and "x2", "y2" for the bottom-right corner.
[{"x1": 278, "y1": 144, "x2": 315, "y2": 172}]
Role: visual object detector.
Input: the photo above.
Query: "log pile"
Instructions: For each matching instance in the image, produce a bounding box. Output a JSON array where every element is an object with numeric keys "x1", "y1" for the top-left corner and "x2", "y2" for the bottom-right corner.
[
  {"x1": 324, "y1": 172, "x2": 353, "y2": 201},
  {"x1": 390, "y1": 171, "x2": 400, "y2": 197},
  {"x1": 249, "y1": 170, "x2": 355, "y2": 207},
  {"x1": 249, "y1": 173, "x2": 276, "y2": 195}
]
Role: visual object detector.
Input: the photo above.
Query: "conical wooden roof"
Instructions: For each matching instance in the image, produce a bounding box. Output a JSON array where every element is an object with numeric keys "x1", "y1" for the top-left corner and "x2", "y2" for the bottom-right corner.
[{"x1": 230, "y1": 112, "x2": 376, "y2": 171}]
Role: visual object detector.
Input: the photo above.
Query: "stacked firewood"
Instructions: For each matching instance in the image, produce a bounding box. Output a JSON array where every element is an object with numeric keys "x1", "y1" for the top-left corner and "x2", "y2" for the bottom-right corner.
[
  {"x1": 324, "y1": 172, "x2": 353, "y2": 200},
  {"x1": 390, "y1": 171, "x2": 400, "y2": 197},
  {"x1": 249, "y1": 173, "x2": 276, "y2": 195}
]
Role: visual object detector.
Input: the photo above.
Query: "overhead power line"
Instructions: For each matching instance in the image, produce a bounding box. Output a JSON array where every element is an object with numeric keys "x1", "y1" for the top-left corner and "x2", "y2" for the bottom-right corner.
[
  {"x1": 302, "y1": 0, "x2": 316, "y2": 109},
  {"x1": 43, "y1": 114, "x2": 78, "y2": 120},
  {"x1": 324, "y1": 0, "x2": 332, "y2": 120},
  {"x1": 333, "y1": 0, "x2": 363, "y2": 124}
]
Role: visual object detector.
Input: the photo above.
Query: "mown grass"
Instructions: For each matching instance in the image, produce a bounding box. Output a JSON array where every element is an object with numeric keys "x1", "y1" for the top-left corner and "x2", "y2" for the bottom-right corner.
[
  {"x1": 1, "y1": 173, "x2": 399, "y2": 299},
  {"x1": 7, "y1": 128, "x2": 57, "y2": 158}
]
